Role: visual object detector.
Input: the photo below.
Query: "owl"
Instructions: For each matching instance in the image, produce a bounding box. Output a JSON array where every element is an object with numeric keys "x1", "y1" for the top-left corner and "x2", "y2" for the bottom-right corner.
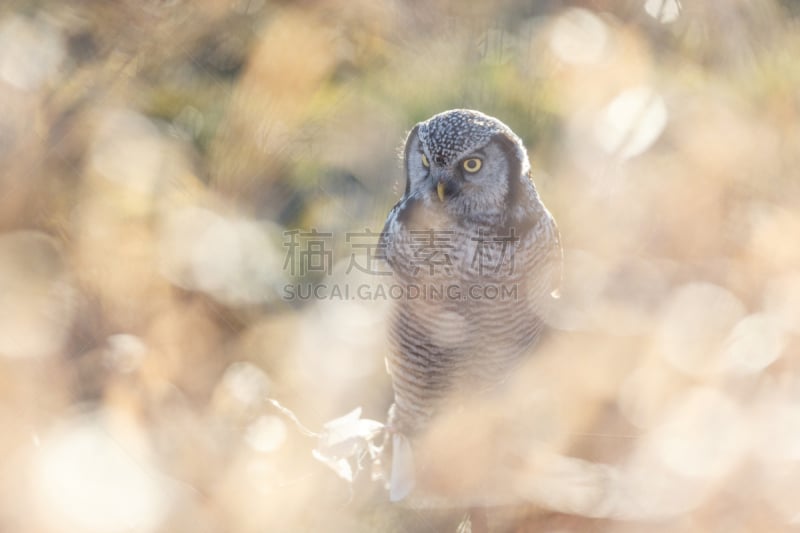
[{"x1": 379, "y1": 109, "x2": 563, "y2": 502}]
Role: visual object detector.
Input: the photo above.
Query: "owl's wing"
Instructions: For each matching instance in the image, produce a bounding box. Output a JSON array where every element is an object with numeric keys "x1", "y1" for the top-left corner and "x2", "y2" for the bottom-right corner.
[
  {"x1": 378, "y1": 200, "x2": 402, "y2": 271},
  {"x1": 511, "y1": 203, "x2": 564, "y2": 321},
  {"x1": 549, "y1": 216, "x2": 564, "y2": 299}
]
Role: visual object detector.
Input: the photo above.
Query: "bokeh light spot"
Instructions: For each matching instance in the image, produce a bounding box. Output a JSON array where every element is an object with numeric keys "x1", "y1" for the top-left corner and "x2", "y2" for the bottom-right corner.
[
  {"x1": 158, "y1": 207, "x2": 283, "y2": 305},
  {"x1": 657, "y1": 282, "x2": 745, "y2": 376},
  {"x1": 0, "y1": 14, "x2": 64, "y2": 91},
  {"x1": 244, "y1": 415, "x2": 287, "y2": 453},
  {"x1": 90, "y1": 110, "x2": 166, "y2": 193},
  {"x1": 32, "y1": 414, "x2": 170, "y2": 533},
  {"x1": 218, "y1": 361, "x2": 271, "y2": 409},
  {"x1": 550, "y1": 9, "x2": 609, "y2": 65},
  {"x1": 644, "y1": 0, "x2": 681, "y2": 24},
  {"x1": 104, "y1": 334, "x2": 148, "y2": 374},
  {"x1": 652, "y1": 387, "x2": 747, "y2": 479},
  {"x1": 595, "y1": 87, "x2": 668, "y2": 159},
  {"x1": 720, "y1": 313, "x2": 786, "y2": 374}
]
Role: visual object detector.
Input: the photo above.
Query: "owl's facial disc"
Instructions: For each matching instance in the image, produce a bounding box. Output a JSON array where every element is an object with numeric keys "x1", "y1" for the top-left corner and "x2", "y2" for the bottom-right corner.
[
  {"x1": 433, "y1": 155, "x2": 484, "y2": 202},
  {"x1": 431, "y1": 166, "x2": 461, "y2": 203}
]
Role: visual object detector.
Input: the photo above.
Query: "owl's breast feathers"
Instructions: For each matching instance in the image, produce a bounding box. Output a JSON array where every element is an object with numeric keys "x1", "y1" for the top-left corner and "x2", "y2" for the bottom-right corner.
[{"x1": 381, "y1": 180, "x2": 561, "y2": 437}]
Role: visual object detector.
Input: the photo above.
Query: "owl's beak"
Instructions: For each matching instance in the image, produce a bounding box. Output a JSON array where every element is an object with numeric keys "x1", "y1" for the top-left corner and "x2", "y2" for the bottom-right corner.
[{"x1": 436, "y1": 181, "x2": 445, "y2": 202}]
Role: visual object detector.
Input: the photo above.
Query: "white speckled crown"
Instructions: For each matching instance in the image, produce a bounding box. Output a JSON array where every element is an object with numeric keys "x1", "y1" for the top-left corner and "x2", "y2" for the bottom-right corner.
[{"x1": 417, "y1": 109, "x2": 530, "y2": 174}]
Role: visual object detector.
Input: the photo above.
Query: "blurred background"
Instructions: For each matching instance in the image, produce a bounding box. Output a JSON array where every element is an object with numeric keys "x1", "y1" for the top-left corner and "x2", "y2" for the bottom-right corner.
[{"x1": 1, "y1": 0, "x2": 799, "y2": 531}]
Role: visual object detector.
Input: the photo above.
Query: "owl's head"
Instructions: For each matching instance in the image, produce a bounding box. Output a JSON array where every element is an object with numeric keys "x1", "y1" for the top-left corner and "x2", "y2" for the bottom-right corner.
[{"x1": 402, "y1": 109, "x2": 532, "y2": 218}]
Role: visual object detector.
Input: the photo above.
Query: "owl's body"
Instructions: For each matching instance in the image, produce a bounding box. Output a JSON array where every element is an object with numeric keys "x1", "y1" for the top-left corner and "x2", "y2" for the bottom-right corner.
[{"x1": 380, "y1": 110, "x2": 562, "y2": 500}]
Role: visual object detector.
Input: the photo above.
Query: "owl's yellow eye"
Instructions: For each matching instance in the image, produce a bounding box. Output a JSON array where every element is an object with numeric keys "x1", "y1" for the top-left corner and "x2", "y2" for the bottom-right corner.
[
  {"x1": 421, "y1": 153, "x2": 430, "y2": 168},
  {"x1": 462, "y1": 158, "x2": 482, "y2": 173}
]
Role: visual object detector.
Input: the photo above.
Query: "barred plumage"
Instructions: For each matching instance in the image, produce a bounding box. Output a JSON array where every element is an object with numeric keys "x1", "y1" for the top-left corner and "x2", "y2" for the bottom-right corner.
[{"x1": 380, "y1": 109, "x2": 562, "y2": 500}]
